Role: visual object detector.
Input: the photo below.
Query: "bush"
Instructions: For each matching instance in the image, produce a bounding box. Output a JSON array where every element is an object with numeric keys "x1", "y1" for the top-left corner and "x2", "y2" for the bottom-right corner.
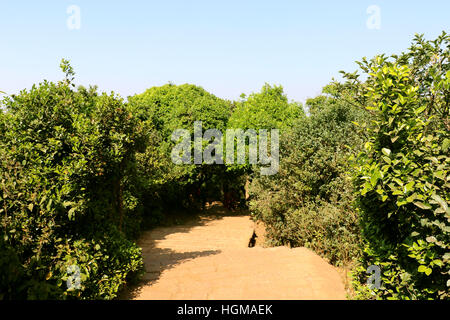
[
  {"x1": 249, "y1": 94, "x2": 367, "y2": 266},
  {"x1": 0, "y1": 61, "x2": 144, "y2": 299},
  {"x1": 339, "y1": 32, "x2": 449, "y2": 299}
]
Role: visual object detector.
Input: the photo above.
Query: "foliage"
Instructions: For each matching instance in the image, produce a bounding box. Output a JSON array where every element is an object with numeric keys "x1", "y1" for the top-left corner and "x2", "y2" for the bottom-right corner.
[
  {"x1": 227, "y1": 84, "x2": 305, "y2": 208},
  {"x1": 228, "y1": 83, "x2": 304, "y2": 130},
  {"x1": 338, "y1": 32, "x2": 449, "y2": 299},
  {"x1": 129, "y1": 84, "x2": 233, "y2": 215},
  {"x1": 0, "y1": 61, "x2": 145, "y2": 299},
  {"x1": 249, "y1": 95, "x2": 367, "y2": 266},
  {"x1": 2, "y1": 31, "x2": 448, "y2": 301}
]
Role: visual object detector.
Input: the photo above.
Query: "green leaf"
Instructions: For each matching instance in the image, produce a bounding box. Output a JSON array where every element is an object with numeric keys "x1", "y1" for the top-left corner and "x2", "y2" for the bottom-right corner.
[
  {"x1": 382, "y1": 148, "x2": 391, "y2": 156},
  {"x1": 431, "y1": 194, "x2": 448, "y2": 212},
  {"x1": 418, "y1": 265, "x2": 427, "y2": 273},
  {"x1": 370, "y1": 169, "x2": 381, "y2": 186},
  {"x1": 382, "y1": 156, "x2": 391, "y2": 164},
  {"x1": 63, "y1": 201, "x2": 75, "y2": 208},
  {"x1": 425, "y1": 236, "x2": 436, "y2": 243},
  {"x1": 433, "y1": 171, "x2": 445, "y2": 180},
  {"x1": 414, "y1": 105, "x2": 427, "y2": 114},
  {"x1": 404, "y1": 181, "x2": 414, "y2": 193},
  {"x1": 68, "y1": 207, "x2": 76, "y2": 220},
  {"x1": 432, "y1": 259, "x2": 443, "y2": 267},
  {"x1": 413, "y1": 202, "x2": 432, "y2": 210},
  {"x1": 443, "y1": 138, "x2": 450, "y2": 152},
  {"x1": 397, "y1": 198, "x2": 408, "y2": 207},
  {"x1": 46, "y1": 199, "x2": 53, "y2": 211}
]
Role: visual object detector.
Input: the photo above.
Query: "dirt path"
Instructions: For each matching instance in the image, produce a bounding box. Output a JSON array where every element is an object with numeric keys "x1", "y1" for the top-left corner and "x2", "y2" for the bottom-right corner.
[{"x1": 125, "y1": 203, "x2": 347, "y2": 300}]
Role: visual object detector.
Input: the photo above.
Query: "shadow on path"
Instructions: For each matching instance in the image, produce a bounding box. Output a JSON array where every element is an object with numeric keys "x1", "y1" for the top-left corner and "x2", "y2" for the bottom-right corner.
[
  {"x1": 122, "y1": 248, "x2": 221, "y2": 299},
  {"x1": 120, "y1": 201, "x2": 246, "y2": 299}
]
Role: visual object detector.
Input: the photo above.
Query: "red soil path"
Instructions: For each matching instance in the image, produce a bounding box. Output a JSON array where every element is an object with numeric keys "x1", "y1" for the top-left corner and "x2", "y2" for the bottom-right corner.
[{"x1": 125, "y1": 203, "x2": 347, "y2": 300}]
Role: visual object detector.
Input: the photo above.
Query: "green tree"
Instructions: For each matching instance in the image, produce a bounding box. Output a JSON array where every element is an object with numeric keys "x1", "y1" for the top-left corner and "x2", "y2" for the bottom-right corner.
[
  {"x1": 228, "y1": 83, "x2": 304, "y2": 130},
  {"x1": 129, "y1": 83, "x2": 233, "y2": 216}
]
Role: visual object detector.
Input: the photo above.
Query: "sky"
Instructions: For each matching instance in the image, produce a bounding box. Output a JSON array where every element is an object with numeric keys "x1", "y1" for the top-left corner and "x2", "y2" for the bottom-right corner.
[{"x1": 0, "y1": 0, "x2": 449, "y2": 103}]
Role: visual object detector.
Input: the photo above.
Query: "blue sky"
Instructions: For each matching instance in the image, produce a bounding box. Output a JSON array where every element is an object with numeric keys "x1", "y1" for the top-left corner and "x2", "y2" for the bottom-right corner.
[{"x1": 0, "y1": 0, "x2": 449, "y2": 103}]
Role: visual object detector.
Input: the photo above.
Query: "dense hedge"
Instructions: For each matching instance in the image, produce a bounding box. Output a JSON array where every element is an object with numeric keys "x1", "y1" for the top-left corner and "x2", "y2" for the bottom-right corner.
[
  {"x1": 249, "y1": 94, "x2": 368, "y2": 265},
  {"x1": 0, "y1": 61, "x2": 144, "y2": 299},
  {"x1": 338, "y1": 32, "x2": 449, "y2": 299},
  {"x1": 248, "y1": 33, "x2": 449, "y2": 300}
]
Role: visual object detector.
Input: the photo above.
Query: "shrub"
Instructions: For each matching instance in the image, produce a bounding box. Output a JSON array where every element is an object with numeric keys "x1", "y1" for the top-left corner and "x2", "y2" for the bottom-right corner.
[
  {"x1": 249, "y1": 94, "x2": 367, "y2": 266},
  {"x1": 339, "y1": 32, "x2": 449, "y2": 299},
  {"x1": 0, "y1": 61, "x2": 144, "y2": 299}
]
